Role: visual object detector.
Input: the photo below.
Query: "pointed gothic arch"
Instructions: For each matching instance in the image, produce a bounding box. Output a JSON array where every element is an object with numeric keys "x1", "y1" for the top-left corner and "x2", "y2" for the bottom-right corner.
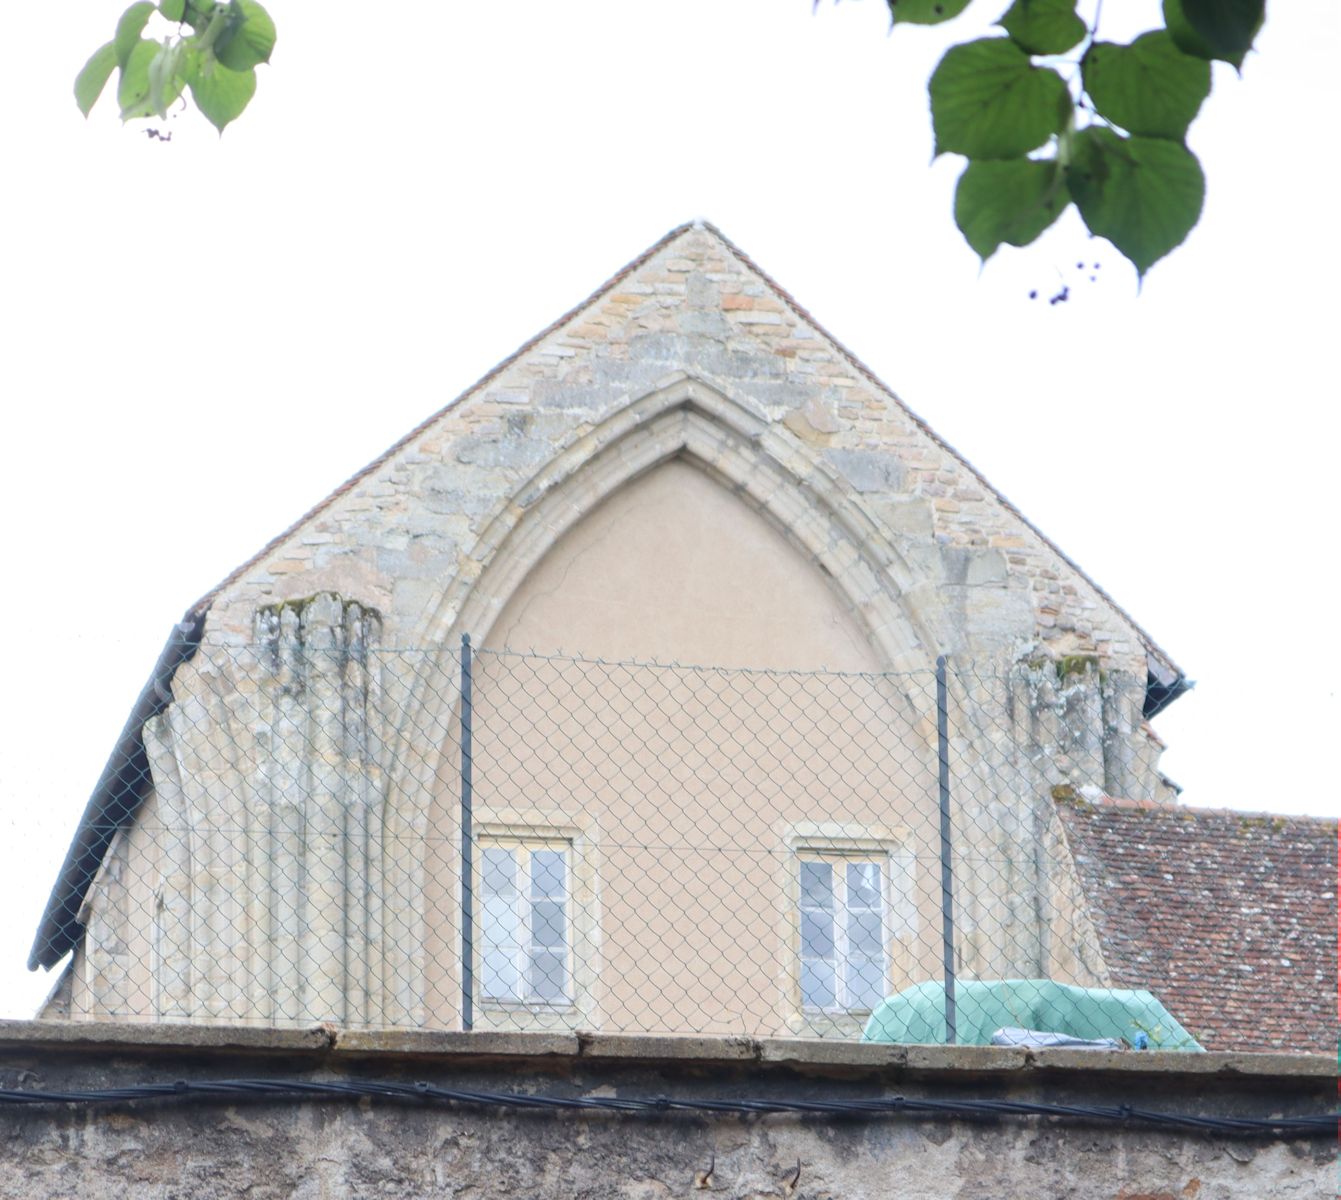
[
  {"x1": 422, "y1": 374, "x2": 936, "y2": 663},
  {"x1": 373, "y1": 375, "x2": 944, "y2": 1027}
]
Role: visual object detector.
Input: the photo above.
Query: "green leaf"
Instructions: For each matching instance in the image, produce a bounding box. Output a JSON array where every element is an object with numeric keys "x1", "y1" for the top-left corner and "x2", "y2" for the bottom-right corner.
[
  {"x1": 118, "y1": 39, "x2": 158, "y2": 119},
  {"x1": 118, "y1": 39, "x2": 185, "y2": 120},
  {"x1": 187, "y1": 56, "x2": 257, "y2": 131},
  {"x1": 890, "y1": 0, "x2": 976, "y2": 23},
  {"x1": 999, "y1": 0, "x2": 1086, "y2": 56},
  {"x1": 930, "y1": 38, "x2": 1071, "y2": 159},
  {"x1": 1161, "y1": 0, "x2": 1253, "y2": 69},
  {"x1": 1162, "y1": 0, "x2": 1219, "y2": 63},
  {"x1": 954, "y1": 158, "x2": 1067, "y2": 260},
  {"x1": 1177, "y1": 0, "x2": 1263, "y2": 63},
  {"x1": 114, "y1": 2, "x2": 157, "y2": 67},
  {"x1": 159, "y1": 0, "x2": 186, "y2": 21},
  {"x1": 1082, "y1": 31, "x2": 1211, "y2": 140},
  {"x1": 74, "y1": 42, "x2": 118, "y2": 117},
  {"x1": 182, "y1": 0, "x2": 219, "y2": 32},
  {"x1": 150, "y1": 40, "x2": 186, "y2": 117},
  {"x1": 214, "y1": 0, "x2": 276, "y2": 71},
  {"x1": 1065, "y1": 126, "x2": 1205, "y2": 276},
  {"x1": 887, "y1": 0, "x2": 975, "y2": 26}
]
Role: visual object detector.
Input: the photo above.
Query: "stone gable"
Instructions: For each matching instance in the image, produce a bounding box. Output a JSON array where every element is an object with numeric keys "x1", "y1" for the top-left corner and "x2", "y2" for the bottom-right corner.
[
  {"x1": 192, "y1": 221, "x2": 1175, "y2": 683},
  {"x1": 32, "y1": 221, "x2": 1187, "y2": 1030}
]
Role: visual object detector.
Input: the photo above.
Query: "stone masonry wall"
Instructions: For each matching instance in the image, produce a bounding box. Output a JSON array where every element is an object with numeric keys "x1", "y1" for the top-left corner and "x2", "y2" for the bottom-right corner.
[
  {"x1": 49, "y1": 223, "x2": 1181, "y2": 1031},
  {"x1": 197, "y1": 223, "x2": 1168, "y2": 685}
]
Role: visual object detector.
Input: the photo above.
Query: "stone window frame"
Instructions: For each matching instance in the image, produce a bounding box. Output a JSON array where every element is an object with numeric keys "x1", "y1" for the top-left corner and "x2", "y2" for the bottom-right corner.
[
  {"x1": 781, "y1": 823, "x2": 916, "y2": 1039},
  {"x1": 471, "y1": 808, "x2": 600, "y2": 1033}
]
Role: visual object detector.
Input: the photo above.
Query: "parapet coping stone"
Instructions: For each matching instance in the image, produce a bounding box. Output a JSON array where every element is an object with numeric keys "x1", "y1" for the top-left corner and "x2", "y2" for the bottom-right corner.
[{"x1": 0, "y1": 1020, "x2": 1330, "y2": 1085}]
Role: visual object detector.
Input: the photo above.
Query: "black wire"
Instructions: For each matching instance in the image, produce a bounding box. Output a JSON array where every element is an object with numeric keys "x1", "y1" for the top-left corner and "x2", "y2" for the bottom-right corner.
[{"x1": 0, "y1": 1079, "x2": 1331, "y2": 1138}]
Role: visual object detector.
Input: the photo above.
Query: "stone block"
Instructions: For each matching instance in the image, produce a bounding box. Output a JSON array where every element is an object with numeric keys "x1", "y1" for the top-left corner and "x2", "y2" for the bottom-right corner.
[
  {"x1": 422, "y1": 476, "x2": 496, "y2": 518},
  {"x1": 678, "y1": 310, "x2": 731, "y2": 337},
  {"x1": 742, "y1": 378, "x2": 819, "y2": 412},
  {"x1": 883, "y1": 498, "x2": 934, "y2": 537},
  {"x1": 685, "y1": 272, "x2": 718, "y2": 309},
  {"x1": 577, "y1": 1032, "x2": 758, "y2": 1062},
  {"x1": 824, "y1": 448, "x2": 904, "y2": 493},
  {"x1": 332, "y1": 1028, "x2": 580, "y2": 1060},
  {"x1": 453, "y1": 435, "x2": 552, "y2": 471},
  {"x1": 757, "y1": 1037, "x2": 907, "y2": 1068},
  {"x1": 966, "y1": 549, "x2": 1009, "y2": 586}
]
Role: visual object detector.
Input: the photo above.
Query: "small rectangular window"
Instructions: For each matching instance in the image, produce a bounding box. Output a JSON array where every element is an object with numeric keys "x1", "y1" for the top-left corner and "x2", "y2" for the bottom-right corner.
[
  {"x1": 798, "y1": 853, "x2": 888, "y2": 1013},
  {"x1": 479, "y1": 841, "x2": 571, "y2": 1005}
]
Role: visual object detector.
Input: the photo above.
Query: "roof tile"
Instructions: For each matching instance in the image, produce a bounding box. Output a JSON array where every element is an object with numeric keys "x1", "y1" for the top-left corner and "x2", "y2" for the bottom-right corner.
[{"x1": 1056, "y1": 797, "x2": 1338, "y2": 1054}]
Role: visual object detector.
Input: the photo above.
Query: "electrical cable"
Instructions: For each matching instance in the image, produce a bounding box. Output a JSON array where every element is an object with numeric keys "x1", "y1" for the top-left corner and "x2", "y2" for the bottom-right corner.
[{"x1": 0, "y1": 1078, "x2": 1332, "y2": 1138}]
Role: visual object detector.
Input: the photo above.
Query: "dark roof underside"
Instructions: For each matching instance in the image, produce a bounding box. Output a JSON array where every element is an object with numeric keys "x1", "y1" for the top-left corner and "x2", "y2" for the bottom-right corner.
[{"x1": 27, "y1": 614, "x2": 204, "y2": 970}]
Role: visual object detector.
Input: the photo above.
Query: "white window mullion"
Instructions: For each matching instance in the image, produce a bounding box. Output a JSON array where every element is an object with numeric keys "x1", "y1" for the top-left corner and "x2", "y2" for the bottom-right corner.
[
  {"x1": 514, "y1": 862, "x2": 530, "y2": 1003},
  {"x1": 835, "y1": 868, "x2": 851, "y2": 1009}
]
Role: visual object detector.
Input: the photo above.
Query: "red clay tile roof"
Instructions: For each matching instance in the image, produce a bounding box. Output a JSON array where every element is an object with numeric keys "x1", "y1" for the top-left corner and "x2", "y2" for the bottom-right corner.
[{"x1": 1056, "y1": 796, "x2": 1338, "y2": 1054}]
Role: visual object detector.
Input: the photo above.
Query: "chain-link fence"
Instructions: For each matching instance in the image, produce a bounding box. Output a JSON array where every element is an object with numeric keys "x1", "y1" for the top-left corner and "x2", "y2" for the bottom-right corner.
[{"x1": 33, "y1": 619, "x2": 1200, "y2": 1048}]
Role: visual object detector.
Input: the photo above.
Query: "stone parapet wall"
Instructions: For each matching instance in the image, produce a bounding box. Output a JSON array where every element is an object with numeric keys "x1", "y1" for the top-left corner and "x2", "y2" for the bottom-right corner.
[{"x1": 0, "y1": 1022, "x2": 1331, "y2": 1199}]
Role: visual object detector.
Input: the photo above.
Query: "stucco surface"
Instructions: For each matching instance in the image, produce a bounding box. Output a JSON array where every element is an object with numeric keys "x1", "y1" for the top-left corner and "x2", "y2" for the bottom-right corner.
[{"x1": 486, "y1": 459, "x2": 881, "y2": 671}]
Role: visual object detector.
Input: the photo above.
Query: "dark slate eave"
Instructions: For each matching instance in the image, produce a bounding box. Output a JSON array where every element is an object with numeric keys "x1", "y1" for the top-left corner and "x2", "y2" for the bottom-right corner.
[{"x1": 27, "y1": 613, "x2": 205, "y2": 971}]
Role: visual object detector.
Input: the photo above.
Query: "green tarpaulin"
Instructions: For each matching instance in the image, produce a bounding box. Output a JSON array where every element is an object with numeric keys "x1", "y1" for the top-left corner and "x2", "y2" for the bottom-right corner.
[{"x1": 862, "y1": 979, "x2": 1204, "y2": 1050}]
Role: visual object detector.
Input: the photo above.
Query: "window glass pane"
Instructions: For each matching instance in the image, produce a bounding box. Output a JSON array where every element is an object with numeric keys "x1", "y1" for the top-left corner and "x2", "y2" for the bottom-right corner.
[
  {"x1": 800, "y1": 910, "x2": 834, "y2": 960},
  {"x1": 800, "y1": 860, "x2": 833, "y2": 910},
  {"x1": 848, "y1": 910, "x2": 884, "y2": 956},
  {"x1": 847, "y1": 955, "x2": 886, "y2": 1011},
  {"x1": 530, "y1": 950, "x2": 567, "y2": 1002},
  {"x1": 482, "y1": 947, "x2": 519, "y2": 1000},
  {"x1": 801, "y1": 959, "x2": 836, "y2": 1009},
  {"x1": 481, "y1": 840, "x2": 574, "y2": 1006},
  {"x1": 482, "y1": 847, "x2": 517, "y2": 898},
  {"x1": 531, "y1": 899, "x2": 567, "y2": 950},
  {"x1": 847, "y1": 861, "x2": 882, "y2": 909},
  {"x1": 482, "y1": 895, "x2": 519, "y2": 947},
  {"x1": 531, "y1": 850, "x2": 566, "y2": 899}
]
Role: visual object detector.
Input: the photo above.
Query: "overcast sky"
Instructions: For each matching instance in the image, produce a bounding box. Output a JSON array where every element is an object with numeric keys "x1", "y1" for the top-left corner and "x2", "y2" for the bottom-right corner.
[{"x1": 1, "y1": 1, "x2": 1336, "y2": 1018}]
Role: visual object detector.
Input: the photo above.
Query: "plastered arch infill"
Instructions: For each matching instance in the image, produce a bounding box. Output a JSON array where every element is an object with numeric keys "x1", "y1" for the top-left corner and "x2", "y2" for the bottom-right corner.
[
  {"x1": 423, "y1": 374, "x2": 938, "y2": 663},
  {"x1": 371, "y1": 376, "x2": 944, "y2": 1026}
]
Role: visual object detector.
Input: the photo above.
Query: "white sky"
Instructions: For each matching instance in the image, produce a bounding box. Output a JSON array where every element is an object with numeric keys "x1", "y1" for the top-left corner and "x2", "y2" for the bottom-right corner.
[{"x1": 0, "y1": 0, "x2": 1337, "y2": 1019}]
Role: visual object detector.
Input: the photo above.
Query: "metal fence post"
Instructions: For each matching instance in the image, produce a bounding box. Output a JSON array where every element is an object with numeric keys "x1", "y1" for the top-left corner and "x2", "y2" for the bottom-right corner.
[
  {"x1": 460, "y1": 633, "x2": 474, "y2": 1033},
  {"x1": 935, "y1": 655, "x2": 958, "y2": 1045}
]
